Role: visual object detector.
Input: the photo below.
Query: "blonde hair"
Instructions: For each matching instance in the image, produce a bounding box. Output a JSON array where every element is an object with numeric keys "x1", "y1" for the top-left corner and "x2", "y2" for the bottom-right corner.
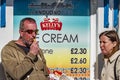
[{"x1": 99, "y1": 30, "x2": 120, "y2": 55}]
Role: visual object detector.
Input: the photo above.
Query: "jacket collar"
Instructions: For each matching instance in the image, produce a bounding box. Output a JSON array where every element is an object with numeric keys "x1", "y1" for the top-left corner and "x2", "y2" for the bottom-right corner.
[
  {"x1": 6, "y1": 40, "x2": 27, "y2": 55},
  {"x1": 108, "y1": 50, "x2": 120, "y2": 63}
]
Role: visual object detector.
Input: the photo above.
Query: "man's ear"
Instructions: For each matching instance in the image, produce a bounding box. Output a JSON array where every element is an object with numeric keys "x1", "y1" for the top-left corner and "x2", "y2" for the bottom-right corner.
[{"x1": 19, "y1": 30, "x2": 24, "y2": 37}]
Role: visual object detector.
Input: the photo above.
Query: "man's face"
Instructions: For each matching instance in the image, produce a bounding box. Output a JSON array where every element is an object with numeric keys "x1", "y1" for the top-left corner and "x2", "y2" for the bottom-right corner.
[{"x1": 20, "y1": 20, "x2": 38, "y2": 47}]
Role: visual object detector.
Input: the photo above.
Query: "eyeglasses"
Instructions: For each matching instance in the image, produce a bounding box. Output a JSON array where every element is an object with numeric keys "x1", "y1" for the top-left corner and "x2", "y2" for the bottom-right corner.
[{"x1": 22, "y1": 29, "x2": 39, "y2": 35}]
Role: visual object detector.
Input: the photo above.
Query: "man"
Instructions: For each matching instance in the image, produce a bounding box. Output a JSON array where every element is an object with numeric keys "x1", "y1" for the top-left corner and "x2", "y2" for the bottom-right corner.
[{"x1": 1, "y1": 17, "x2": 49, "y2": 80}]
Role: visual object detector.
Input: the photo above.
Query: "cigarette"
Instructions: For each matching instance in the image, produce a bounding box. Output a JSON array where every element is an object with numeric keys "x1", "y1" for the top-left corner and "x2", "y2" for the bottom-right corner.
[{"x1": 34, "y1": 39, "x2": 36, "y2": 42}]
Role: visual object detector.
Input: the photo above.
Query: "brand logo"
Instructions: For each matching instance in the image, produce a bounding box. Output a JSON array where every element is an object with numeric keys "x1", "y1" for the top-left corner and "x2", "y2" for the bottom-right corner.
[{"x1": 40, "y1": 18, "x2": 62, "y2": 31}]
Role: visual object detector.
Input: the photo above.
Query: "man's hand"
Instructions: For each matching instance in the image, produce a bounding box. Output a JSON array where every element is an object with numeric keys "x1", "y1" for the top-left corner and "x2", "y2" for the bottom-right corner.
[{"x1": 29, "y1": 41, "x2": 39, "y2": 55}]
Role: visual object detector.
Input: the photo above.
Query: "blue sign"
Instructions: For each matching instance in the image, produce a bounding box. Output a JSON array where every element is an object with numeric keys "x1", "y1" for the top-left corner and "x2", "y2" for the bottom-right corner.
[
  {"x1": 0, "y1": 0, "x2": 6, "y2": 28},
  {"x1": 14, "y1": 0, "x2": 90, "y2": 16}
]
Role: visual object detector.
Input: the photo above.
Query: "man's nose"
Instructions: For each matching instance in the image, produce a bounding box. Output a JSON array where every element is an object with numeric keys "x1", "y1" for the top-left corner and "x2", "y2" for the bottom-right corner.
[{"x1": 32, "y1": 32, "x2": 36, "y2": 37}]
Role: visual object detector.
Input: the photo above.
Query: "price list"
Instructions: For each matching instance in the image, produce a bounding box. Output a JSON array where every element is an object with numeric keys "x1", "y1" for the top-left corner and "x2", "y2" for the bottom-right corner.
[{"x1": 70, "y1": 48, "x2": 90, "y2": 80}]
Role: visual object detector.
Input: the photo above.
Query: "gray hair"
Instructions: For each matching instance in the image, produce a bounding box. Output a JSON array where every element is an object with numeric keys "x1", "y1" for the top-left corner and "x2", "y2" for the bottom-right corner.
[{"x1": 19, "y1": 17, "x2": 36, "y2": 30}]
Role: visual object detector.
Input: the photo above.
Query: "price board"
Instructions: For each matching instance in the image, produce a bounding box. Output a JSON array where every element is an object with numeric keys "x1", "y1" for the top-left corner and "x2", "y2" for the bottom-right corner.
[{"x1": 14, "y1": 0, "x2": 90, "y2": 80}]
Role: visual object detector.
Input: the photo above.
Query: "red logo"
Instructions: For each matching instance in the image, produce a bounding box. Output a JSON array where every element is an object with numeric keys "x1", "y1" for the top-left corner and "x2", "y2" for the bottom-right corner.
[{"x1": 40, "y1": 18, "x2": 62, "y2": 31}]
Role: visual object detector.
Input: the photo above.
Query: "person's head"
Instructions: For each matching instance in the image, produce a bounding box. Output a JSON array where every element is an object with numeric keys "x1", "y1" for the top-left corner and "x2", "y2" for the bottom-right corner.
[
  {"x1": 99, "y1": 30, "x2": 120, "y2": 57},
  {"x1": 19, "y1": 17, "x2": 38, "y2": 47}
]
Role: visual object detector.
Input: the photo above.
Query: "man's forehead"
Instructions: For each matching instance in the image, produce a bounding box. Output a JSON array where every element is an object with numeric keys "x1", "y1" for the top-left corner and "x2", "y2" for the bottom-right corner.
[
  {"x1": 24, "y1": 20, "x2": 35, "y2": 24},
  {"x1": 23, "y1": 21, "x2": 37, "y2": 29}
]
